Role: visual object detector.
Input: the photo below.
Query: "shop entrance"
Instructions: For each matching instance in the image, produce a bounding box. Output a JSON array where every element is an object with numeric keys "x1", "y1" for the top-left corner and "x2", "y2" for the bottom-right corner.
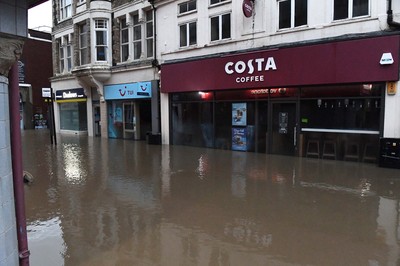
[
  {"x1": 269, "y1": 102, "x2": 298, "y2": 156},
  {"x1": 123, "y1": 102, "x2": 138, "y2": 139}
]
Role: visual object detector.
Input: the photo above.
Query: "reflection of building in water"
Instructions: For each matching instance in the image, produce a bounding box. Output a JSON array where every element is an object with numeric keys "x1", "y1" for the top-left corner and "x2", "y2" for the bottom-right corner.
[{"x1": 376, "y1": 197, "x2": 400, "y2": 266}]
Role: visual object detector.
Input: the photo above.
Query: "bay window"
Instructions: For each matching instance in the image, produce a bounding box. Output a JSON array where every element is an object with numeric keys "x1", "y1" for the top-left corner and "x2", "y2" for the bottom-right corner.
[{"x1": 95, "y1": 19, "x2": 108, "y2": 62}]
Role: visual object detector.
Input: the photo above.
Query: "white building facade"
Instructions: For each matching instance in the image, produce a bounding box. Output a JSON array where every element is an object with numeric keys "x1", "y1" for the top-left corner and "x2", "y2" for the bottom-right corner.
[
  {"x1": 51, "y1": 0, "x2": 160, "y2": 140},
  {"x1": 157, "y1": 0, "x2": 400, "y2": 163}
]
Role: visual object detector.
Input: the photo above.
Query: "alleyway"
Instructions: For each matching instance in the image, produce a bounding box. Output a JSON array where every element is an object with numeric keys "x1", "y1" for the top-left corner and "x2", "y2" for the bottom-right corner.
[{"x1": 22, "y1": 130, "x2": 400, "y2": 266}]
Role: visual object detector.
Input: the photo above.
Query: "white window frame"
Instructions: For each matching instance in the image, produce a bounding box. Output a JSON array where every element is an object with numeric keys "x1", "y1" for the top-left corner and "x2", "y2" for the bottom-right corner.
[
  {"x1": 179, "y1": 21, "x2": 197, "y2": 48},
  {"x1": 120, "y1": 18, "x2": 130, "y2": 62},
  {"x1": 95, "y1": 19, "x2": 108, "y2": 62},
  {"x1": 79, "y1": 23, "x2": 89, "y2": 65},
  {"x1": 59, "y1": 0, "x2": 72, "y2": 20},
  {"x1": 333, "y1": 0, "x2": 370, "y2": 21},
  {"x1": 278, "y1": 0, "x2": 308, "y2": 30},
  {"x1": 178, "y1": 0, "x2": 197, "y2": 15},
  {"x1": 210, "y1": 13, "x2": 231, "y2": 42},
  {"x1": 132, "y1": 13, "x2": 142, "y2": 60},
  {"x1": 145, "y1": 10, "x2": 154, "y2": 59},
  {"x1": 210, "y1": 0, "x2": 228, "y2": 6},
  {"x1": 59, "y1": 35, "x2": 73, "y2": 73}
]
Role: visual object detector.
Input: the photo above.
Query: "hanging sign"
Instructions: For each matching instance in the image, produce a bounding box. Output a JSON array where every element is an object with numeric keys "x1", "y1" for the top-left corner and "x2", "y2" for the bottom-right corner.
[
  {"x1": 42, "y1": 88, "x2": 51, "y2": 98},
  {"x1": 242, "y1": 0, "x2": 254, "y2": 18},
  {"x1": 387, "y1": 82, "x2": 397, "y2": 95}
]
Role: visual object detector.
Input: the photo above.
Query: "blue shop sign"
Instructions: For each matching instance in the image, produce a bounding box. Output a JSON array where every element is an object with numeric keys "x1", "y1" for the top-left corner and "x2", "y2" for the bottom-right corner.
[{"x1": 104, "y1": 82, "x2": 152, "y2": 100}]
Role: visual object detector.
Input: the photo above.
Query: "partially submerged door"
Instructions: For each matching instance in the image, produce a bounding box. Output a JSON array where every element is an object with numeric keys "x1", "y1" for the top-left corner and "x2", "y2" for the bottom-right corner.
[{"x1": 270, "y1": 102, "x2": 298, "y2": 155}]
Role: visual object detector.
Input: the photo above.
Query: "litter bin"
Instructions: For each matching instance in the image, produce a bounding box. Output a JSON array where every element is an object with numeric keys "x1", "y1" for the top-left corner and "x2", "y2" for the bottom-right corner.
[
  {"x1": 146, "y1": 132, "x2": 161, "y2": 145},
  {"x1": 379, "y1": 138, "x2": 400, "y2": 169}
]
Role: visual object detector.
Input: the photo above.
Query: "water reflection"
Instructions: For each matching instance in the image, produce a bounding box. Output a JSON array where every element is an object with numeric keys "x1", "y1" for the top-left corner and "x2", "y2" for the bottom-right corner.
[{"x1": 21, "y1": 130, "x2": 400, "y2": 266}]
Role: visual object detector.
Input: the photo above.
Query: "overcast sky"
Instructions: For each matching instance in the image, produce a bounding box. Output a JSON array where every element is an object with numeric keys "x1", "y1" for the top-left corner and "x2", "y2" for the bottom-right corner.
[{"x1": 28, "y1": 1, "x2": 52, "y2": 31}]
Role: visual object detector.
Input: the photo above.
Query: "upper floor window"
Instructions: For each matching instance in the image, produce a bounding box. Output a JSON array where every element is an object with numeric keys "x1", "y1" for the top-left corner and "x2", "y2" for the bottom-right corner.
[
  {"x1": 210, "y1": 0, "x2": 228, "y2": 5},
  {"x1": 60, "y1": 0, "x2": 72, "y2": 20},
  {"x1": 278, "y1": 0, "x2": 307, "y2": 29},
  {"x1": 145, "y1": 10, "x2": 154, "y2": 58},
  {"x1": 59, "y1": 35, "x2": 72, "y2": 73},
  {"x1": 179, "y1": 0, "x2": 196, "y2": 14},
  {"x1": 334, "y1": 0, "x2": 369, "y2": 20},
  {"x1": 120, "y1": 18, "x2": 129, "y2": 62},
  {"x1": 95, "y1": 19, "x2": 108, "y2": 61},
  {"x1": 132, "y1": 13, "x2": 142, "y2": 60},
  {"x1": 180, "y1": 21, "x2": 197, "y2": 47},
  {"x1": 79, "y1": 23, "x2": 89, "y2": 65},
  {"x1": 211, "y1": 13, "x2": 231, "y2": 42}
]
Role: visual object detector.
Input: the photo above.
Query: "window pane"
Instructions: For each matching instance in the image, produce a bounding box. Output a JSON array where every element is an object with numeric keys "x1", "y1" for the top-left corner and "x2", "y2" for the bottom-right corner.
[
  {"x1": 67, "y1": 58, "x2": 72, "y2": 71},
  {"x1": 121, "y1": 44, "x2": 129, "y2": 61},
  {"x1": 295, "y1": 0, "x2": 307, "y2": 27},
  {"x1": 97, "y1": 47, "x2": 106, "y2": 61},
  {"x1": 134, "y1": 26, "x2": 141, "y2": 40},
  {"x1": 81, "y1": 48, "x2": 88, "y2": 65},
  {"x1": 146, "y1": 10, "x2": 153, "y2": 21},
  {"x1": 353, "y1": 0, "x2": 368, "y2": 17},
  {"x1": 211, "y1": 16, "x2": 219, "y2": 41},
  {"x1": 96, "y1": 31, "x2": 106, "y2": 45},
  {"x1": 146, "y1": 22, "x2": 153, "y2": 38},
  {"x1": 279, "y1": 0, "x2": 291, "y2": 29},
  {"x1": 121, "y1": 28, "x2": 129, "y2": 43},
  {"x1": 334, "y1": 0, "x2": 348, "y2": 20},
  {"x1": 147, "y1": 39, "x2": 153, "y2": 58},
  {"x1": 188, "y1": 0, "x2": 196, "y2": 11},
  {"x1": 134, "y1": 42, "x2": 142, "y2": 59},
  {"x1": 179, "y1": 3, "x2": 188, "y2": 14},
  {"x1": 221, "y1": 14, "x2": 231, "y2": 39},
  {"x1": 180, "y1": 24, "x2": 187, "y2": 47},
  {"x1": 189, "y1": 22, "x2": 197, "y2": 45}
]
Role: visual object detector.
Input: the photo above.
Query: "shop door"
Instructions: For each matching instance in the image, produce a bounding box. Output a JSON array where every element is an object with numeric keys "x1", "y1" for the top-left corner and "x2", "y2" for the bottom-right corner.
[
  {"x1": 93, "y1": 105, "x2": 101, "y2": 137},
  {"x1": 270, "y1": 102, "x2": 298, "y2": 156},
  {"x1": 123, "y1": 102, "x2": 136, "y2": 139}
]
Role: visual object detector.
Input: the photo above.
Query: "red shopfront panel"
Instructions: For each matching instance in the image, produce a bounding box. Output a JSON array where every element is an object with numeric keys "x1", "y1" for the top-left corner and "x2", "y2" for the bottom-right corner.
[{"x1": 161, "y1": 35, "x2": 400, "y2": 93}]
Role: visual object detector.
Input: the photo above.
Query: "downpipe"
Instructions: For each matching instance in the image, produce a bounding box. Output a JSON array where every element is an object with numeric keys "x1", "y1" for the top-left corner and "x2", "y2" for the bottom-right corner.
[
  {"x1": 9, "y1": 63, "x2": 30, "y2": 265},
  {"x1": 388, "y1": 0, "x2": 400, "y2": 29}
]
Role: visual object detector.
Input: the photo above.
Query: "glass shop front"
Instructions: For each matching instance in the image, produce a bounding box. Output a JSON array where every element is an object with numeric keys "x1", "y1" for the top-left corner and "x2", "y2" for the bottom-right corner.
[{"x1": 162, "y1": 35, "x2": 400, "y2": 162}]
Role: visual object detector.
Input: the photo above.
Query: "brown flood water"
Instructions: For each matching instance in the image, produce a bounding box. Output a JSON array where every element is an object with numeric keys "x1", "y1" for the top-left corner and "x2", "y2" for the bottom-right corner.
[{"x1": 22, "y1": 130, "x2": 400, "y2": 266}]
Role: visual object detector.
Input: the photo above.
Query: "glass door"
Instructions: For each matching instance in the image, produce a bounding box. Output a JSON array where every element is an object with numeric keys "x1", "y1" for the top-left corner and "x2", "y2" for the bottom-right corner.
[
  {"x1": 123, "y1": 102, "x2": 135, "y2": 139},
  {"x1": 270, "y1": 102, "x2": 298, "y2": 155}
]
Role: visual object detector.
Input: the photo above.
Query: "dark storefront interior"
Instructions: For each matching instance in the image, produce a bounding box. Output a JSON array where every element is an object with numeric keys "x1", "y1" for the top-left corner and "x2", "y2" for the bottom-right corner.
[{"x1": 171, "y1": 83, "x2": 383, "y2": 162}]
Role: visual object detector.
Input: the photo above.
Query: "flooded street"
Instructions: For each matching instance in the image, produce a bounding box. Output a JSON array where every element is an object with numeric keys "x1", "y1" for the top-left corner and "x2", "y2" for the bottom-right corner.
[{"x1": 22, "y1": 130, "x2": 400, "y2": 266}]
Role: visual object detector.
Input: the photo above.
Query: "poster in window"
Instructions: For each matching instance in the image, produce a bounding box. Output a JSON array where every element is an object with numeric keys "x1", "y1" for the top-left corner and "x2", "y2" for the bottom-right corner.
[
  {"x1": 279, "y1": 112, "x2": 288, "y2": 134},
  {"x1": 232, "y1": 103, "x2": 247, "y2": 126},
  {"x1": 232, "y1": 127, "x2": 247, "y2": 151}
]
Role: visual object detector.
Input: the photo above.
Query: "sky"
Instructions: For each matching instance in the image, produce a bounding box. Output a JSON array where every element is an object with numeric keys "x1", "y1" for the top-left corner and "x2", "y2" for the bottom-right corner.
[{"x1": 28, "y1": 1, "x2": 52, "y2": 31}]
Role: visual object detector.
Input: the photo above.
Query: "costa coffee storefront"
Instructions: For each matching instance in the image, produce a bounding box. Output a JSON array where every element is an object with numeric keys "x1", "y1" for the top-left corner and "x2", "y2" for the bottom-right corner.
[{"x1": 161, "y1": 35, "x2": 400, "y2": 162}]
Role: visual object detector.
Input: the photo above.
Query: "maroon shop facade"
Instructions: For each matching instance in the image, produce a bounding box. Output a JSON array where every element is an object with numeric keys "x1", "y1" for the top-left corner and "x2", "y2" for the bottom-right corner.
[{"x1": 161, "y1": 35, "x2": 400, "y2": 162}]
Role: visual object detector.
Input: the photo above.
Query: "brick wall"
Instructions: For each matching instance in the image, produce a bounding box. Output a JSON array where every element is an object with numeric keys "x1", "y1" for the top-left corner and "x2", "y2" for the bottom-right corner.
[{"x1": 0, "y1": 76, "x2": 18, "y2": 266}]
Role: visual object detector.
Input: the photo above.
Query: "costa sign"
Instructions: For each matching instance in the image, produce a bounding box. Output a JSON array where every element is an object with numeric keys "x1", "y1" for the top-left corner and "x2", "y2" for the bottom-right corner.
[{"x1": 225, "y1": 57, "x2": 277, "y2": 83}]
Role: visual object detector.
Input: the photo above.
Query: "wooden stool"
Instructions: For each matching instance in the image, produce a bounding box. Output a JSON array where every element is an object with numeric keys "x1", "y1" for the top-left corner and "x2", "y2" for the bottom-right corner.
[
  {"x1": 306, "y1": 140, "x2": 320, "y2": 158},
  {"x1": 322, "y1": 140, "x2": 337, "y2": 160}
]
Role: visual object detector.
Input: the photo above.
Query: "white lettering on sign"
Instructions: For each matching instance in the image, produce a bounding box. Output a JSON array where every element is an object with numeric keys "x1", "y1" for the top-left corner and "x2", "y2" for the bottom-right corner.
[
  {"x1": 225, "y1": 57, "x2": 277, "y2": 84},
  {"x1": 63, "y1": 92, "x2": 78, "y2": 98},
  {"x1": 225, "y1": 57, "x2": 277, "y2": 75}
]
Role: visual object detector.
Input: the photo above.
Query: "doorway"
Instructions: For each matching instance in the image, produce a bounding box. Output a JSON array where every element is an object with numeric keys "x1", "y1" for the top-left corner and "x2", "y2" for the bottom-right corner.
[{"x1": 269, "y1": 102, "x2": 298, "y2": 156}]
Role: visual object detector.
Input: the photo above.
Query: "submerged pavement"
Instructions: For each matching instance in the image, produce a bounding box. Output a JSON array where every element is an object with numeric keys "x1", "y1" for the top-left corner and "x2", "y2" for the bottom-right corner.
[{"x1": 22, "y1": 130, "x2": 400, "y2": 266}]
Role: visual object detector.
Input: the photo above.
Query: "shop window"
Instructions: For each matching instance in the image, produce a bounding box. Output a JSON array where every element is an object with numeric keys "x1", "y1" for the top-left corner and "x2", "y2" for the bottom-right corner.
[
  {"x1": 95, "y1": 19, "x2": 108, "y2": 61},
  {"x1": 79, "y1": 23, "x2": 89, "y2": 65},
  {"x1": 278, "y1": 0, "x2": 308, "y2": 29},
  {"x1": 60, "y1": 102, "x2": 88, "y2": 131},
  {"x1": 179, "y1": 0, "x2": 196, "y2": 14},
  {"x1": 211, "y1": 13, "x2": 231, "y2": 41},
  {"x1": 59, "y1": 0, "x2": 72, "y2": 20},
  {"x1": 172, "y1": 102, "x2": 214, "y2": 148},
  {"x1": 334, "y1": 0, "x2": 369, "y2": 20},
  {"x1": 180, "y1": 21, "x2": 197, "y2": 47},
  {"x1": 120, "y1": 18, "x2": 129, "y2": 62}
]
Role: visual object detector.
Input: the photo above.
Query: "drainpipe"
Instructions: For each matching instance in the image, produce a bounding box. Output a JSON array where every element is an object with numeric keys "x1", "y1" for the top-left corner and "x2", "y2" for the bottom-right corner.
[
  {"x1": 9, "y1": 63, "x2": 30, "y2": 265},
  {"x1": 388, "y1": 0, "x2": 400, "y2": 29},
  {"x1": 148, "y1": 0, "x2": 159, "y2": 70}
]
